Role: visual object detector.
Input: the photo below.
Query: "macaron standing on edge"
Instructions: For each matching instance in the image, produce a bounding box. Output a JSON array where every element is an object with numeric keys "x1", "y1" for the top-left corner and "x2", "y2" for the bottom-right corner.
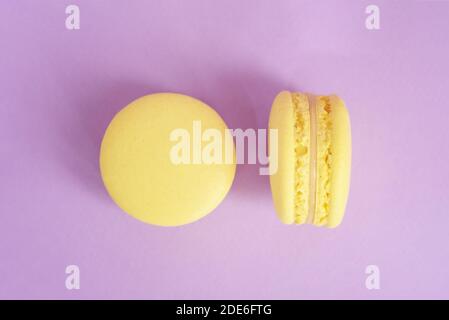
[{"x1": 268, "y1": 91, "x2": 352, "y2": 228}]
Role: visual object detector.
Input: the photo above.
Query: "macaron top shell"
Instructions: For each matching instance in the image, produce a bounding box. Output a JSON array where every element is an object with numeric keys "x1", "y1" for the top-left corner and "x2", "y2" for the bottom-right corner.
[
  {"x1": 268, "y1": 91, "x2": 297, "y2": 224},
  {"x1": 325, "y1": 95, "x2": 351, "y2": 227},
  {"x1": 100, "y1": 93, "x2": 236, "y2": 226}
]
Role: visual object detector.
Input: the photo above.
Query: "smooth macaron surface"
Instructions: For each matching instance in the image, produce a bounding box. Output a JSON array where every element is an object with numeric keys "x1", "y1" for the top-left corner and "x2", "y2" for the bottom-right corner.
[
  {"x1": 269, "y1": 91, "x2": 351, "y2": 228},
  {"x1": 100, "y1": 93, "x2": 236, "y2": 226},
  {"x1": 268, "y1": 91, "x2": 297, "y2": 224}
]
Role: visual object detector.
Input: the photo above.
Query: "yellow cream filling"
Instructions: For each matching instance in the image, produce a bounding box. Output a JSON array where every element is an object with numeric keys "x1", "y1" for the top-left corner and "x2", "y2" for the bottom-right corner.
[
  {"x1": 292, "y1": 94, "x2": 332, "y2": 226},
  {"x1": 292, "y1": 93, "x2": 310, "y2": 224},
  {"x1": 314, "y1": 96, "x2": 332, "y2": 226}
]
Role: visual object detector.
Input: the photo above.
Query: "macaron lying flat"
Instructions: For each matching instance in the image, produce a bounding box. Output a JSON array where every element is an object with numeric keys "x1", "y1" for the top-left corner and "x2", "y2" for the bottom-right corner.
[
  {"x1": 269, "y1": 91, "x2": 351, "y2": 228},
  {"x1": 100, "y1": 93, "x2": 236, "y2": 226}
]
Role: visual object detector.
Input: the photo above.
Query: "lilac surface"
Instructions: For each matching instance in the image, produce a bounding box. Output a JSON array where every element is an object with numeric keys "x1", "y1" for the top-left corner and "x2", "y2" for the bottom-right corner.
[{"x1": 1, "y1": 0, "x2": 449, "y2": 299}]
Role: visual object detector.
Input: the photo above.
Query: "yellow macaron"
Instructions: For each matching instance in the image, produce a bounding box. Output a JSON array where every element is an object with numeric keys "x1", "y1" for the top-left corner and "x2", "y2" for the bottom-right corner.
[
  {"x1": 268, "y1": 91, "x2": 351, "y2": 228},
  {"x1": 100, "y1": 93, "x2": 236, "y2": 226}
]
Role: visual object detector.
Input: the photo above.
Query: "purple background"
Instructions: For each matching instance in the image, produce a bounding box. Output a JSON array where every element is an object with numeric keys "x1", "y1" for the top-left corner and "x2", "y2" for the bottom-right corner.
[{"x1": 1, "y1": 0, "x2": 448, "y2": 299}]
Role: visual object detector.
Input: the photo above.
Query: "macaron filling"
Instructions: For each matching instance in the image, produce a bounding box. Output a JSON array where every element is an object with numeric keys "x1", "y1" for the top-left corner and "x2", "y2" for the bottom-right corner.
[{"x1": 292, "y1": 93, "x2": 332, "y2": 226}]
